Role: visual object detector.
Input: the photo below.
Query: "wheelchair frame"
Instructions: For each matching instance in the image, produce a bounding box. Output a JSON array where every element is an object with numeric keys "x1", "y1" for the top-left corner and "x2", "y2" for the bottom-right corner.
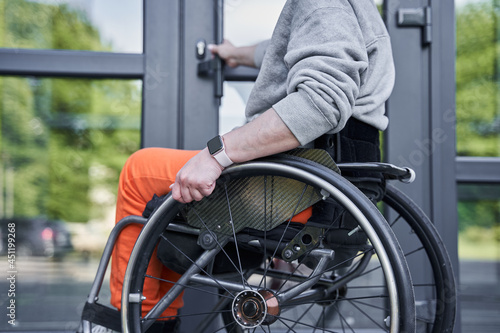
[{"x1": 80, "y1": 156, "x2": 456, "y2": 333}]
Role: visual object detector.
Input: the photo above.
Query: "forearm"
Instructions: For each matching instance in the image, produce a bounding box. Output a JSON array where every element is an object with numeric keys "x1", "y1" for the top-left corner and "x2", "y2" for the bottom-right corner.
[
  {"x1": 223, "y1": 108, "x2": 300, "y2": 163},
  {"x1": 232, "y1": 44, "x2": 258, "y2": 68},
  {"x1": 210, "y1": 41, "x2": 258, "y2": 68}
]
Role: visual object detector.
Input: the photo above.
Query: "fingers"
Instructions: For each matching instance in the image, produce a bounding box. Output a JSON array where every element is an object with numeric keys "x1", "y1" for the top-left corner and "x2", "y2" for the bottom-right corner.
[
  {"x1": 208, "y1": 43, "x2": 222, "y2": 56},
  {"x1": 170, "y1": 182, "x2": 215, "y2": 204},
  {"x1": 179, "y1": 185, "x2": 201, "y2": 203},
  {"x1": 170, "y1": 149, "x2": 223, "y2": 204},
  {"x1": 208, "y1": 41, "x2": 239, "y2": 67},
  {"x1": 208, "y1": 39, "x2": 233, "y2": 54},
  {"x1": 207, "y1": 43, "x2": 217, "y2": 54}
]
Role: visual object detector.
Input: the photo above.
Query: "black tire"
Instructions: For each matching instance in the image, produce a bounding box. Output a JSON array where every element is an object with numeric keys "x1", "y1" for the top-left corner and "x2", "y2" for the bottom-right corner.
[
  {"x1": 383, "y1": 184, "x2": 456, "y2": 333},
  {"x1": 121, "y1": 160, "x2": 416, "y2": 332}
]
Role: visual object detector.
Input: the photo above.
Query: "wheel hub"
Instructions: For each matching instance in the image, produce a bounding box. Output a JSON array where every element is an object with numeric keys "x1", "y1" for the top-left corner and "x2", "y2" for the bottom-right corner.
[{"x1": 232, "y1": 290, "x2": 280, "y2": 328}]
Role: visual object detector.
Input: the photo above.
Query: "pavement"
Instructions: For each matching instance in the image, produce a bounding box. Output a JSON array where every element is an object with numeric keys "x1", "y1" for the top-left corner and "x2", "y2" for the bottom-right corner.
[{"x1": 0, "y1": 256, "x2": 498, "y2": 332}]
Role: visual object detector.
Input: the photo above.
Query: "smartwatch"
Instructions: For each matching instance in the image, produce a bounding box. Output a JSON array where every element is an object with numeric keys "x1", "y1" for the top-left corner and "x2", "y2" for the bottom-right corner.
[{"x1": 207, "y1": 135, "x2": 233, "y2": 168}]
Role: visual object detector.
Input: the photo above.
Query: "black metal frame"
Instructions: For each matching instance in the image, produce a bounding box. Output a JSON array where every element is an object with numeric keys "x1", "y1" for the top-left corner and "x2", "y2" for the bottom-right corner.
[
  {"x1": 456, "y1": 157, "x2": 500, "y2": 183},
  {"x1": 0, "y1": 49, "x2": 143, "y2": 78}
]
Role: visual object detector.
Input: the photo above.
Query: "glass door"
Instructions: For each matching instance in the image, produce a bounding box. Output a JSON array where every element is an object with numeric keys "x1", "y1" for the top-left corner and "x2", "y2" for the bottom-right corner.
[{"x1": 455, "y1": 1, "x2": 500, "y2": 331}]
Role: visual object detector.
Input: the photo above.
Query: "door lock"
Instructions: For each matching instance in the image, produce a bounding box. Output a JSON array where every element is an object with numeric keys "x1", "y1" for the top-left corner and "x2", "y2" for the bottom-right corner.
[{"x1": 196, "y1": 39, "x2": 206, "y2": 60}]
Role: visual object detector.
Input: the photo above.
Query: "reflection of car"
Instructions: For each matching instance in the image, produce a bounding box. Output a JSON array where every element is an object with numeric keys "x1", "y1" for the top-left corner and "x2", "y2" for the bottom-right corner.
[{"x1": 0, "y1": 217, "x2": 73, "y2": 259}]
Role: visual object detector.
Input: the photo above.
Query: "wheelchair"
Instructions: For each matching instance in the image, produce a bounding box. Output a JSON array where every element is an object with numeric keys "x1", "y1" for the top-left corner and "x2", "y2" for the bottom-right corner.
[{"x1": 80, "y1": 149, "x2": 456, "y2": 333}]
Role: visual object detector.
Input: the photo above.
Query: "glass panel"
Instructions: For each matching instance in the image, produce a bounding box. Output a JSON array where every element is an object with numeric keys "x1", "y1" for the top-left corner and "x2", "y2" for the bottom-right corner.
[
  {"x1": 0, "y1": 0, "x2": 142, "y2": 53},
  {"x1": 456, "y1": 0, "x2": 500, "y2": 156},
  {"x1": 219, "y1": 0, "x2": 287, "y2": 134},
  {"x1": 458, "y1": 183, "x2": 500, "y2": 331},
  {"x1": 375, "y1": 0, "x2": 384, "y2": 16},
  {"x1": 0, "y1": 77, "x2": 141, "y2": 330}
]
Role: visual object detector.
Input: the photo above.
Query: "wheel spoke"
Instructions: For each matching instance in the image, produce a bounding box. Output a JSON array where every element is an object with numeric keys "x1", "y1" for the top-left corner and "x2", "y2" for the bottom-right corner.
[
  {"x1": 258, "y1": 183, "x2": 310, "y2": 289},
  {"x1": 347, "y1": 299, "x2": 388, "y2": 331},
  {"x1": 334, "y1": 303, "x2": 355, "y2": 333},
  {"x1": 190, "y1": 205, "x2": 252, "y2": 289},
  {"x1": 224, "y1": 182, "x2": 247, "y2": 289},
  {"x1": 404, "y1": 246, "x2": 425, "y2": 257},
  {"x1": 157, "y1": 233, "x2": 236, "y2": 297},
  {"x1": 311, "y1": 306, "x2": 326, "y2": 333},
  {"x1": 276, "y1": 315, "x2": 339, "y2": 333},
  {"x1": 389, "y1": 214, "x2": 403, "y2": 227},
  {"x1": 284, "y1": 302, "x2": 316, "y2": 332}
]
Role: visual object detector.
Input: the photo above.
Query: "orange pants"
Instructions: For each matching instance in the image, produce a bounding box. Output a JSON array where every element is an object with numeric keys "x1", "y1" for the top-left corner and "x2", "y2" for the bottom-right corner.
[{"x1": 110, "y1": 147, "x2": 312, "y2": 318}]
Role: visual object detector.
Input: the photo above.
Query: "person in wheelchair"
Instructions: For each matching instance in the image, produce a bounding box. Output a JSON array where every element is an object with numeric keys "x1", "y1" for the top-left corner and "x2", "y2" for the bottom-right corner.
[{"x1": 110, "y1": 0, "x2": 394, "y2": 331}]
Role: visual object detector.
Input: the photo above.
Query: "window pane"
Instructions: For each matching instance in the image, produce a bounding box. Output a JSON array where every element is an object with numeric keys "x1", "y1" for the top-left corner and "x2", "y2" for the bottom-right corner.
[
  {"x1": 458, "y1": 183, "x2": 500, "y2": 331},
  {"x1": 456, "y1": 0, "x2": 500, "y2": 157},
  {"x1": 0, "y1": 0, "x2": 143, "y2": 53},
  {"x1": 0, "y1": 77, "x2": 141, "y2": 330},
  {"x1": 219, "y1": 0, "x2": 286, "y2": 134}
]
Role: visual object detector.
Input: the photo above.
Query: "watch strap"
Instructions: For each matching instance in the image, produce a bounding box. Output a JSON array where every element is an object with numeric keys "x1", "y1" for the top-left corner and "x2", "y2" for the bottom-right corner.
[{"x1": 213, "y1": 148, "x2": 233, "y2": 168}]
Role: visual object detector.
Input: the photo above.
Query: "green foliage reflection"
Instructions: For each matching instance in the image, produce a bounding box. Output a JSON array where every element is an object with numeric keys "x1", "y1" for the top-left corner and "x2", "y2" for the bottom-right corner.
[
  {"x1": 456, "y1": 1, "x2": 500, "y2": 157},
  {"x1": 1, "y1": 77, "x2": 141, "y2": 222},
  {"x1": 0, "y1": 1, "x2": 141, "y2": 222},
  {"x1": 0, "y1": 0, "x2": 109, "y2": 51},
  {"x1": 456, "y1": 1, "x2": 500, "y2": 260}
]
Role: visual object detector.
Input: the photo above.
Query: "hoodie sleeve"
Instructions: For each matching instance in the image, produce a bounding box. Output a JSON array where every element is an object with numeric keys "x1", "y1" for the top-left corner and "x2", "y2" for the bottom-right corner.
[
  {"x1": 253, "y1": 39, "x2": 271, "y2": 69},
  {"x1": 272, "y1": 7, "x2": 368, "y2": 145}
]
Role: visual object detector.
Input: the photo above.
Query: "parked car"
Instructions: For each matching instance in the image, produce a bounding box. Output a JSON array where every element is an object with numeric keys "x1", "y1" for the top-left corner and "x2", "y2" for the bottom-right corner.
[{"x1": 0, "y1": 217, "x2": 73, "y2": 259}]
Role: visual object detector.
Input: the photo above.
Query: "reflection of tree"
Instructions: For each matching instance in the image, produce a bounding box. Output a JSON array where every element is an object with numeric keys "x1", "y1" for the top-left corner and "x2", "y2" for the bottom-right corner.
[
  {"x1": 456, "y1": 2, "x2": 500, "y2": 257},
  {"x1": 1, "y1": 0, "x2": 106, "y2": 51},
  {"x1": 0, "y1": 0, "x2": 141, "y2": 222},
  {"x1": 456, "y1": 1, "x2": 500, "y2": 157}
]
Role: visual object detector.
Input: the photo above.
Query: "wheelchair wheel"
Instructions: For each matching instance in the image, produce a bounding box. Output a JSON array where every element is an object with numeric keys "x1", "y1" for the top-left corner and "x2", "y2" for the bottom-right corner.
[
  {"x1": 121, "y1": 159, "x2": 416, "y2": 332},
  {"x1": 383, "y1": 184, "x2": 456, "y2": 333}
]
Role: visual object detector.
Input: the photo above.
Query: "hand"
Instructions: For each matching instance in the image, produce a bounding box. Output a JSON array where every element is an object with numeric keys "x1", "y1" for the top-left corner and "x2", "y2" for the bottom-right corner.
[
  {"x1": 209, "y1": 40, "x2": 257, "y2": 68},
  {"x1": 209, "y1": 40, "x2": 239, "y2": 67},
  {"x1": 170, "y1": 149, "x2": 223, "y2": 203}
]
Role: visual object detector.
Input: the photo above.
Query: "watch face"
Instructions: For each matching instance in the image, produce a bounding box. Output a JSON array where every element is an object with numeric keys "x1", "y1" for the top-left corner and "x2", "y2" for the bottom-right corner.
[{"x1": 207, "y1": 136, "x2": 223, "y2": 155}]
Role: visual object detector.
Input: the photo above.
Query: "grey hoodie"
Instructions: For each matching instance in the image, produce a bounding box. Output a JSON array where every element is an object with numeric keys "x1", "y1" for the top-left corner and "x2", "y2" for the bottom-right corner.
[{"x1": 245, "y1": 0, "x2": 395, "y2": 146}]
